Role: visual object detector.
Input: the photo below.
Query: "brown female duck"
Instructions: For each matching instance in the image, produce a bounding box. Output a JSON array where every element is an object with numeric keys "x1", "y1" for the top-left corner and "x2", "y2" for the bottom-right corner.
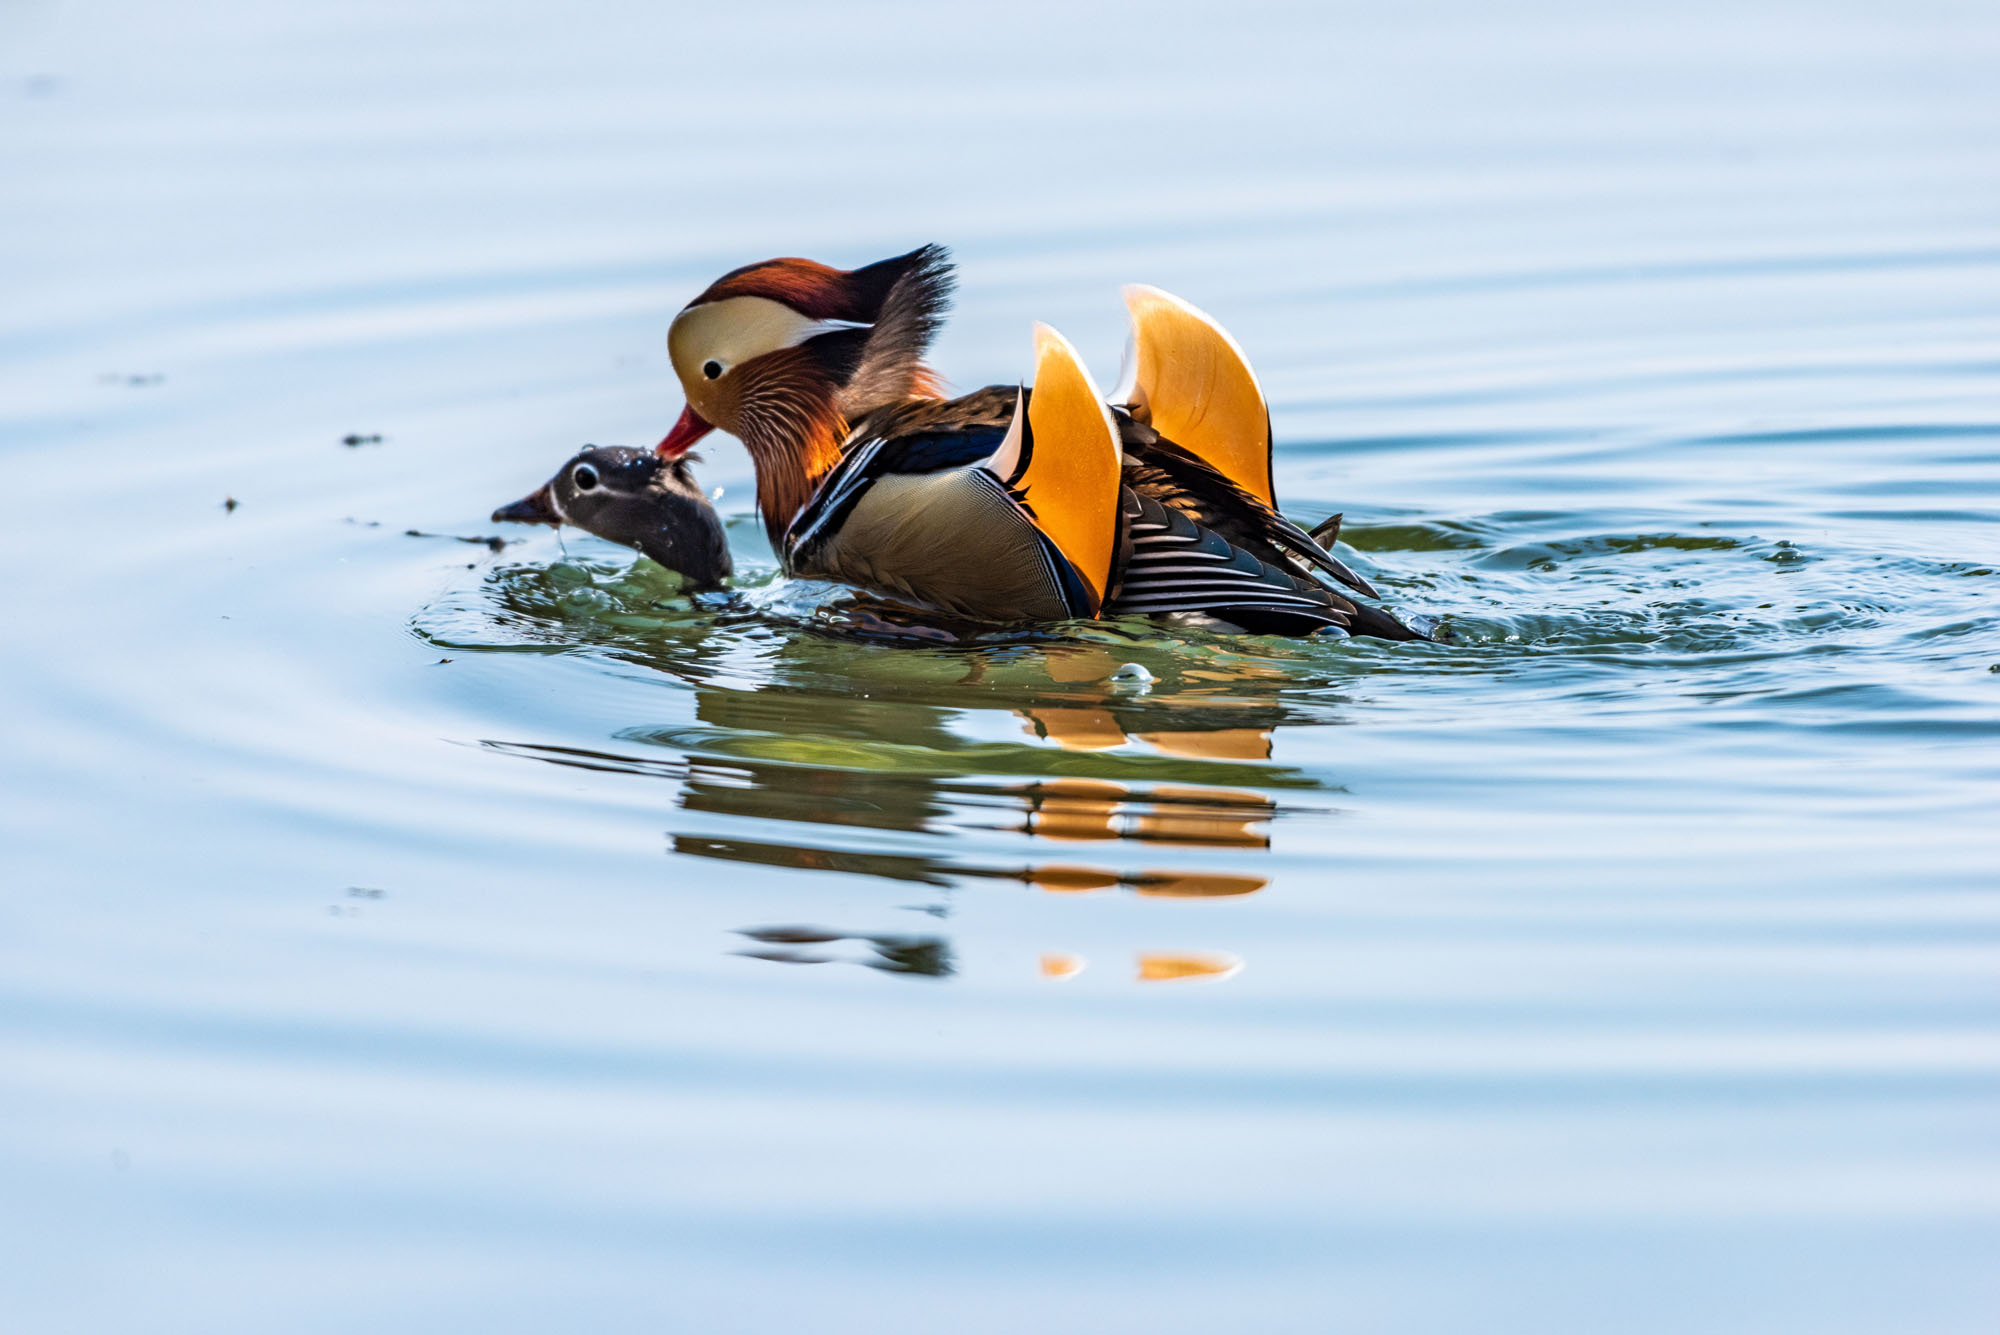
[
  {"x1": 492, "y1": 445, "x2": 732, "y2": 592},
  {"x1": 531, "y1": 245, "x2": 1426, "y2": 639}
]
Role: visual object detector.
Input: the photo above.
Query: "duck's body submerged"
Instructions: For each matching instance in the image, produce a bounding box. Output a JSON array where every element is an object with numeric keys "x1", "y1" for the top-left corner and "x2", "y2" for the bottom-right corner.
[{"x1": 501, "y1": 245, "x2": 1430, "y2": 641}]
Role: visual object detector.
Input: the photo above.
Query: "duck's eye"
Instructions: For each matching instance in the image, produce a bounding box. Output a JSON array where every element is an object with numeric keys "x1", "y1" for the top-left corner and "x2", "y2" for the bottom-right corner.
[
  {"x1": 702, "y1": 360, "x2": 724, "y2": 380},
  {"x1": 572, "y1": 464, "x2": 600, "y2": 491}
]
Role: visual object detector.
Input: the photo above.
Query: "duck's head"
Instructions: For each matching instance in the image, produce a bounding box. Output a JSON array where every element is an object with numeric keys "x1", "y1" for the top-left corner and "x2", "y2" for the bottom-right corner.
[
  {"x1": 657, "y1": 245, "x2": 954, "y2": 535},
  {"x1": 492, "y1": 445, "x2": 733, "y2": 592}
]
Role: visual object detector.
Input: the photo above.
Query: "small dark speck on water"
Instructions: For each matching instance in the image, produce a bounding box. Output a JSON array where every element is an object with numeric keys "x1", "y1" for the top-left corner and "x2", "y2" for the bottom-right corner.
[
  {"x1": 347, "y1": 887, "x2": 385, "y2": 899},
  {"x1": 342, "y1": 433, "x2": 383, "y2": 447},
  {"x1": 222, "y1": 497, "x2": 239, "y2": 513},
  {"x1": 435, "y1": 658, "x2": 453, "y2": 665}
]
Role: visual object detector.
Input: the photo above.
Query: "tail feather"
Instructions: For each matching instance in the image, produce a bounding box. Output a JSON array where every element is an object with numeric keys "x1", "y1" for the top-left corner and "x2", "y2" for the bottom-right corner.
[{"x1": 1116, "y1": 285, "x2": 1276, "y2": 508}]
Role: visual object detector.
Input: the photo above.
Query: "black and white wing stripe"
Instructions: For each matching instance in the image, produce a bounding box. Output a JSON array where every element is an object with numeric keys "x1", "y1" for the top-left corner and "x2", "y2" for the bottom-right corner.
[
  {"x1": 783, "y1": 435, "x2": 887, "y2": 565},
  {"x1": 1105, "y1": 490, "x2": 1353, "y2": 635}
]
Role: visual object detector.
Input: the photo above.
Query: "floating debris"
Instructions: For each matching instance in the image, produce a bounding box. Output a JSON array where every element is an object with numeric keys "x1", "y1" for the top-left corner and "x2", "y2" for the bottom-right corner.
[
  {"x1": 222, "y1": 496, "x2": 239, "y2": 513},
  {"x1": 342, "y1": 433, "x2": 383, "y2": 447}
]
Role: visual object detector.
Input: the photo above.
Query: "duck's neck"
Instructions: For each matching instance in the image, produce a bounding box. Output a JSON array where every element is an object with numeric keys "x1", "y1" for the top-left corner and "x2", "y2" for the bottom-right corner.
[
  {"x1": 741, "y1": 349, "x2": 943, "y2": 537},
  {"x1": 745, "y1": 410, "x2": 847, "y2": 539}
]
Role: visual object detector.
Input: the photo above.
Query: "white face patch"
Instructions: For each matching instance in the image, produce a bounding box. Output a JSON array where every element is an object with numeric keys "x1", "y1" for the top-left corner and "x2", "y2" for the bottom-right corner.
[{"x1": 667, "y1": 298, "x2": 871, "y2": 395}]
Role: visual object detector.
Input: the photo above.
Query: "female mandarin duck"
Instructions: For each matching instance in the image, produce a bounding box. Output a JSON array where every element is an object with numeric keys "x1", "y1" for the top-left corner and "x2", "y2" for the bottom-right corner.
[
  {"x1": 491, "y1": 444, "x2": 732, "y2": 591},
  {"x1": 519, "y1": 244, "x2": 1428, "y2": 639}
]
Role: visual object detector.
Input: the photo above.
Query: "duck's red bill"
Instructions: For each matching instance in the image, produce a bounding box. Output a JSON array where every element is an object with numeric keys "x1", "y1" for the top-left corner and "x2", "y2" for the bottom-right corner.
[{"x1": 657, "y1": 404, "x2": 714, "y2": 458}]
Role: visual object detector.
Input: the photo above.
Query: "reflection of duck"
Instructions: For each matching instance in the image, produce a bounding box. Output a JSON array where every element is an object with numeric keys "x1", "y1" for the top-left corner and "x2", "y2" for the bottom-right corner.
[
  {"x1": 477, "y1": 648, "x2": 1303, "y2": 990},
  {"x1": 677, "y1": 834, "x2": 1269, "y2": 901},
  {"x1": 735, "y1": 925, "x2": 953, "y2": 977},
  {"x1": 486, "y1": 732, "x2": 1270, "y2": 986},
  {"x1": 503, "y1": 246, "x2": 1431, "y2": 640},
  {"x1": 484, "y1": 731, "x2": 1283, "y2": 895},
  {"x1": 1041, "y1": 952, "x2": 1245, "y2": 983},
  {"x1": 727, "y1": 930, "x2": 1239, "y2": 986}
]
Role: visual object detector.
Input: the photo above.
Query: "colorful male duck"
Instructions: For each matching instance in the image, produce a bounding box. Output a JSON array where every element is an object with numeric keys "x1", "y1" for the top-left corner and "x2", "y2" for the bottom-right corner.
[{"x1": 506, "y1": 245, "x2": 1428, "y2": 639}]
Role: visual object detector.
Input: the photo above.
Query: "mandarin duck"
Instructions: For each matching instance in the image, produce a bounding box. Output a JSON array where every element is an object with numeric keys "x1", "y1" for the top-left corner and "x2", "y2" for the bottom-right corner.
[
  {"x1": 493, "y1": 445, "x2": 733, "y2": 591},
  {"x1": 655, "y1": 245, "x2": 1426, "y2": 639},
  {"x1": 513, "y1": 245, "x2": 1429, "y2": 639}
]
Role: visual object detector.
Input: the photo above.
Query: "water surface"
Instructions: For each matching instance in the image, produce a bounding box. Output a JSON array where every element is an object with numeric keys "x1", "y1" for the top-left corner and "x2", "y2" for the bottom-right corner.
[{"x1": 4, "y1": 2, "x2": 1999, "y2": 1331}]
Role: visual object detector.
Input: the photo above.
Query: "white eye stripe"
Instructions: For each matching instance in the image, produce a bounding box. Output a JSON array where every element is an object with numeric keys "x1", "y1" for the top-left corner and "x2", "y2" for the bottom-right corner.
[{"x1": 788, "y1": 317, "x2": 874, "y2": 344}]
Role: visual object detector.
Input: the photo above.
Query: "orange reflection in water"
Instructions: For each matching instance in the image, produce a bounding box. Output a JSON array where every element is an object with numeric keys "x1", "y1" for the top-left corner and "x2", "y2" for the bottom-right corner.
[
  {"x1": 1039, "y1": 952, "x2": 1087, "y2": 979},
  {"x1": 486, "y1": 703, "x2": 1290, "y2": 986},
  {"x1": 1026, "y1": 778, "x2": 1270, "y2": 850},
  {"x1": 1136, "y1": 952, "x2": 1243, "y2": 983}
]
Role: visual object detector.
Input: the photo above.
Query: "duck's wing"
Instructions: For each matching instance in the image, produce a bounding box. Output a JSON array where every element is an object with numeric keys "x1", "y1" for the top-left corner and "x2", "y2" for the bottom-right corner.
[
  {"x1": 1119, "y1": 418, "x2": 1382, "y2": 601},
  {"x1": 1107, "y1": 487, "x2": 1357, "y2": 635},
  {"x1": 1108, "y1": 486, "x2": 1427, "y2": 640},
  {"x1": 1114, "y1": 285, "x2": 1275, "y2": 508},
  {"x1": 1111, "y1": 285, "x2": 1379, "y2": 600}
]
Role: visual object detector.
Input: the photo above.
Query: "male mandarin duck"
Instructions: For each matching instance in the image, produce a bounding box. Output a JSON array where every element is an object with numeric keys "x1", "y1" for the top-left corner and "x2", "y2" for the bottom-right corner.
[{"x1": 505, "y1": 244, "x2": 1429, "y2": 640}]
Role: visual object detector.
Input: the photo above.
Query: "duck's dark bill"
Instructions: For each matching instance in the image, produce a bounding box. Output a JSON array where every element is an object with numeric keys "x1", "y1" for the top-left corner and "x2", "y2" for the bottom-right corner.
[{"x1": 492, "y1": 485, "x2": 560, "y2": 526}]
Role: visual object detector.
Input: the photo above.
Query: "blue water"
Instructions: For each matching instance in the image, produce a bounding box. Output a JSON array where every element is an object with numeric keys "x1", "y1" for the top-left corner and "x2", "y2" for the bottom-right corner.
[{"x1": 4, "y1": 2, "x2": 1999, "y2": 1330}]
